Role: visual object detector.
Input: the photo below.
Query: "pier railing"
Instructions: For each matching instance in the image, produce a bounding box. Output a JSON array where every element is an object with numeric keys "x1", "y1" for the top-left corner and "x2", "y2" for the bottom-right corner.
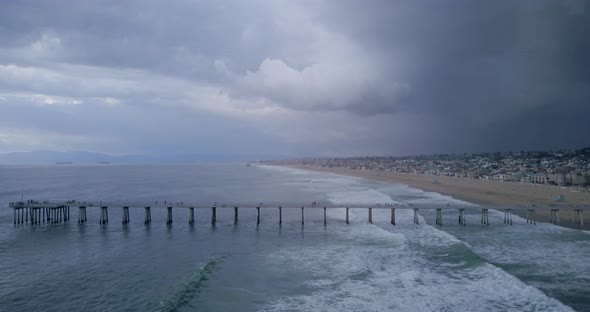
[{"x1": 8, "y1": 200, "x2": 588, "y2": 228}]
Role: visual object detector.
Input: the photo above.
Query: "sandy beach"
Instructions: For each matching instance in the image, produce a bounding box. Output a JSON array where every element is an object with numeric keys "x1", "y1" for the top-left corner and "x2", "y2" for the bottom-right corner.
[{"x1": 285, "y1": 164, "x2": 590, "y2": 230}]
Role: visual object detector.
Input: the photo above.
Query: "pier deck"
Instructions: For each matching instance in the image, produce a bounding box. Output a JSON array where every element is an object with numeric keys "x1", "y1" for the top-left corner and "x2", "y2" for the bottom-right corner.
[{"x1": 8, "y1": 200, "x2": 588, "y2": 228}]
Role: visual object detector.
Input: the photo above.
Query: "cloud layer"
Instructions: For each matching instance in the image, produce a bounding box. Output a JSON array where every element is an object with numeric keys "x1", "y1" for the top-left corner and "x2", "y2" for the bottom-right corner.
[{"x1": 0, "y1": 0, "x2": 588, "y2": 158}]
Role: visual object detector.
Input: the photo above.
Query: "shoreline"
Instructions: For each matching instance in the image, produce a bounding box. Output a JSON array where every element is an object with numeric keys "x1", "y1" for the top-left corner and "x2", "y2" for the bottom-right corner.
[{"x1": 280, "y1": 164, "x2": 589, "y2": 230}]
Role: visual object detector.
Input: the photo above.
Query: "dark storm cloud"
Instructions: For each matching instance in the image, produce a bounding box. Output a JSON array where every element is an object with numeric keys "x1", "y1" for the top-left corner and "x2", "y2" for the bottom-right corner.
[
  {"x1": 305, "y1": 0, "x2": 590, "y2": 152},
  {"x1": 0, "y1": 0, "x2": 588, "y2": 157}
]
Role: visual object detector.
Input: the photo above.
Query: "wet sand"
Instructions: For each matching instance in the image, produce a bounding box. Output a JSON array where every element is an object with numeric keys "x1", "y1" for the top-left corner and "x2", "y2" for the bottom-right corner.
[{"x1": 283, "y1": 165, "x2": 590, "y2": 230}]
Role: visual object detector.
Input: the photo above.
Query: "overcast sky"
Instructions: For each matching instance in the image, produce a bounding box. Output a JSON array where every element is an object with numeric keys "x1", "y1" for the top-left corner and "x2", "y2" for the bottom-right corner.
[{"x1": 0, "y1": 0, "x2": 588, "y2": 159}]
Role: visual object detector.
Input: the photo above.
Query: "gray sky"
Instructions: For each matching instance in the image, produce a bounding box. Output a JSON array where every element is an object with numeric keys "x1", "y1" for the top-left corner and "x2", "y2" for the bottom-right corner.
[{"x1": 0, "y1": 0, "x2": 589, "y2": 158}]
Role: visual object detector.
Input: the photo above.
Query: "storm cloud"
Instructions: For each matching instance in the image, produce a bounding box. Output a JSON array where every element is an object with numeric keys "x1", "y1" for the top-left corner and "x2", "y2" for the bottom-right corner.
[{"x1": 0, "y1": 0, "x2": 588, "y2": 158}]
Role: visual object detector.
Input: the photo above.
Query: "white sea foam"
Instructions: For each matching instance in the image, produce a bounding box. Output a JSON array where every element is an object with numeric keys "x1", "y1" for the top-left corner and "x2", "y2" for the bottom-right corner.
[
  {"x1": 262, "y1": 226, "x2": 573, "y2": 312},
  {"x1": 255, "y1": 164, "x2": 310, "y2": 175},
  {"x1": 391, "y1": 185, "x2": 478, "y2": 206},
  {"x1": 328, "y1": 189, "x2": 404, "y2": 206}
]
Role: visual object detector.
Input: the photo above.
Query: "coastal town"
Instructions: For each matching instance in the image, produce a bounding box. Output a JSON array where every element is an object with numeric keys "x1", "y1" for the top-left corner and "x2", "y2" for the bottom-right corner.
[{"x1": 270, "y1": 148, "x2": 590, "y2": 188}]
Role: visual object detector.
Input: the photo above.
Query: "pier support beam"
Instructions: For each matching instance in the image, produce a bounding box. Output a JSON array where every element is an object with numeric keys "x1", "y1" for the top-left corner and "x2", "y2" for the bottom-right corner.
[
  {"x1": 166, "y1": 207, "x2": 173, "y2": 225},
  {"x1": 144, "y1": 207, "x2": 151, "y2": 224},
  {"x1": 100, "y1": 207, "x2": 109, "y2": 225},
  {"x1": 458, "y1": 209, "x2": 466, "y2": 226},
  {"x1": 526, "y1": 209, "x2": 536, "y2": 225},
  {"x1": 211, "y1": 206, "x2": 217, "y2": 226},
  {"x1": 574, "y1": 209, "x2": 584, "y2": 228},
  {"x1": 279, "y1": 207, "x2": 282, "y2": 226},
  {"x1": 368, "y1": 208, "x2": 373, "y2": 224},
  {"x1": 257, "y1": 207, "x2": 261, "y2": 226},
  {"x1": 122, "y1": 207, "x2": 130, "y2": 225},
  {"x1": 480, "y1": 209, "x2": 489, "y2": 226},
  {"x1": 234, "y1": 207, "x2": 238, "y2": 225},
  {"x1": 435, "y1": 208, "x2": 443, "y2": 226},
  {"x1": 78, "y1": 206, "x2": 85, "y2": 224},
  {"x1": 301, "y1": 207, "x2": 304, "y2": 226},
  {"x1": 211, "y1": 206, "x2": 216, "y2": 226},
  {"x1": 503, "y1": 209, "x2": 513, "y2": 225},
  {"x1": 324, "y1": 207, "x2": 327, "y2": 225},
  {"x1": 189, "y1": 207, "x2": 195, "y2": 224},
  {"x1": 413, "y1": 208, "x2": 419, "y2": 225},
  {"x1": 346, "y1": 208, "x2": 349, "y2": 225},
  {"x1": 550, "y1": 209, "x2": 560, "y2": 225},
  {"x1": 391, "y1": 208, "x2": 396, "y2": 225}
]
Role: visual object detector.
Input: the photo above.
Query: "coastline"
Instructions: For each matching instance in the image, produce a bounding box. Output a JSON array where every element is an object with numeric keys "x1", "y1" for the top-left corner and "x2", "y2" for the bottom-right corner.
[{"x1": 281, "y1": 164, "x2": 590, "y2": 230}]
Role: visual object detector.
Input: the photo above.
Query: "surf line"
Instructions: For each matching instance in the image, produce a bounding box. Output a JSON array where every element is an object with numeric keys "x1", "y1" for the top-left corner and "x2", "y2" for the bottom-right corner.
[{"x1": 157, "y1": 256, "x2": 225, "y2": 312}]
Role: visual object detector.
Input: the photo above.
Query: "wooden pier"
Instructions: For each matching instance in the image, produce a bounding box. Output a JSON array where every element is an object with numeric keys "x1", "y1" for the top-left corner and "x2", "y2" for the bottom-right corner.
[{"x1": 8, "y1": 200, "x2": 588, "y2": 228}]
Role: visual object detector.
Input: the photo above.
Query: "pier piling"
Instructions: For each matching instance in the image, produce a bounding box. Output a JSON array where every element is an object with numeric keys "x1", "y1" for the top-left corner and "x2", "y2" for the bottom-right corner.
[
  {"x1": 391, "y1": 208, "x2": 396, "y2": 225},
  {"x1": 99, "y1": 206, "x2": 109, "y2": 225},
  {"x1": 369, "y1": 207, "x2": 373, "y2": 224},
  {"x1": 234, "y1": 206, "x2": 238, "y2": 225},
  {"x1": 574, "y1": 209, "x2": 584, "y2": 227},
  {"x1": 345, "y1": 207, "x2": 349, "y2": 225},
  {"x1": 480, "y1": 208, "x2": 489, "y2": 226},
  {"x1": 503, "y1": 209, "x2": 513, "y2": 225},
  {"x1": 413, "y1": 208, "x2": 419, "y2": 225},
  {"x1": 279, "y1": 206, "x2": 282, "y2": 225},
  {"x1": 301, "y1": 207, "x2": 304, "y2": 226},
  {"x1": 166, "y1": 207, "x2": 173, "y2": 225},
  {"x1": 211, "y1": 206, "x2": 216, "y2": 226},
  {"x1": 189, "y1": 207, "x2": 195, "y2": 224},
  {"x1": 550, "y1": 209, "x2": 560, "y2": 225},
  {"x1": 458, "y1": 209, "x2": 466, "y2": 226},
  {"x1": 436, "y1": 208, "x2": 442, "y2": 226},
  {"x1": 257, "y1": 207, "x2": 260, "y2": 226},
  {"x1": 122, "y1": 207, "x2": 130, "y2": 225},
  {"x1": 526, "y1": 209, "x2": 536, "y2": 225},
  {"x1": 78, "y1": 206, "x2": 84, "y2": 224},
  {"x1": 144, "y1": 207, "x2": 151, "y2": 224},
  {"x1": 324, "y1": 207, "x2": 327, "y2": 225}
]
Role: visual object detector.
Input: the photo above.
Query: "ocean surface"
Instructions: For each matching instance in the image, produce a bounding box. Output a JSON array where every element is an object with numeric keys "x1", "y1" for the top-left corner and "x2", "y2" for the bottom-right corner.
[{"x1": 0, "y1": 164, "x2": 589, "y2": 312}]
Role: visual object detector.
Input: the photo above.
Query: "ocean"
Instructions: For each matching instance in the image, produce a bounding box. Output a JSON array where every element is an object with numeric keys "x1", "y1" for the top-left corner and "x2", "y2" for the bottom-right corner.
[{"x1": 0, "y1": 164, "x2": 589, "y2": 311}]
